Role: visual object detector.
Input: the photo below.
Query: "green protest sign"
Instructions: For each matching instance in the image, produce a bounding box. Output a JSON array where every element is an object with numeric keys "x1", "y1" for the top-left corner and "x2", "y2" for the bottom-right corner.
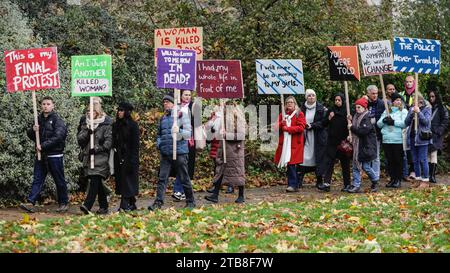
[{"x1": 71, "y1": 55, "x2": 112, "y2": 96}]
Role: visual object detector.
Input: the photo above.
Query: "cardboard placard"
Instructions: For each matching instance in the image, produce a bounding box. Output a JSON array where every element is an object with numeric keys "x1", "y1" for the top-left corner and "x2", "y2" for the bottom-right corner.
[
  {"x1": 156, "y1": 48, "x2": 196, "y2": 90},
  {"x1": 393, "y1": 37, "x2": 441, "y2": 74},
  {"x1": 154, "y1": 27, "x2": 203, "y2": 64},
  {"x1": 196, "y1": 60, "x2": 243, "y2": 99},
  {"x1": 71, "y1": 55, "x2": 112, "y2": 96},
  {"x1": 358, "y1": 40, "x2": 394, "y2": 76},
  {"x1": 4, "y1": 47, "x2": 60, "y2": 92},
  {"x1": 327, "y1": 46, "x2": 360, "y2": 81},
  {"x1": 256, "y1": 59, "x2": 305, "y2": 94}
]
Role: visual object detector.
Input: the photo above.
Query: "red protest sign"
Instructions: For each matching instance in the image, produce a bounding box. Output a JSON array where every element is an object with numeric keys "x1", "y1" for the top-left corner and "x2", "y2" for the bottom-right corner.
[
  {"x1": 4, "y1": 47, "x2": 60, "y2": 92},
  {"x1": 196, "y1": 60, "x2": 243, "y2": 99}
]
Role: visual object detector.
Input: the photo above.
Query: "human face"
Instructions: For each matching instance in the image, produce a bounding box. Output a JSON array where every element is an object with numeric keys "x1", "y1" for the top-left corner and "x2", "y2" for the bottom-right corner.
[
  {"x1": 285, "y1": 99, "x2": 295, "y2": 112},
  {"x1": 117, "y1": 108, "x2": 125, "y2": 119},
  {"x1": 367, "y1": 88, "x2": 379, "y2": 102},
  {"x1": 163, "y1": 99, "x2": 174, "y2": 111},
  {"x1": 355, "y1": 105, "x2": 365, "y2": 114},
  {"x1": 405, "y1": 76, "x2": 414, "y2": 89},
  {"x1": 334, "y1": 96, "x2": 342, "y2": 107},
  {"x1": 393, "y1": 98, "x2": 402, "y2": 107},
  {"x1": 386, "y1": 84, "x2": 395, "y2": 96},
  {"x1": 41, "y1": 99, "x2": 54, "y2": 114},
  {"x1": 181, "y1": 90, "x2": 192, "y2": 103},
  {"x1": 306, "y1": 93, "x2": 316, "y2": 105},
  {"x1": 429, "y1": 92, "x2": 436, "y2": 104}
]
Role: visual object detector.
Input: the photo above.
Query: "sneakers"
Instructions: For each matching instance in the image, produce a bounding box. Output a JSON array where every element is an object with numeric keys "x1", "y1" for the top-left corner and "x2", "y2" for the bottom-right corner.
[
  {"x1": 341, "y1": 185, "x2": 351, "y2": 192},
  {"x1": 56, "y1": 204, "x2": 69, "y2": 213},
  {"x1": 80, "y1": 204, "x2": 91, "y2": 215},
  {"x1": 285, "y1": 186, "x2": 299, "y2": 192},
  {"x1": 19, "y1": 202, "x2": 36, "y2": 213},
  {"x1": 148, "y1": 201, "x2": 163, "y2": 211},
  {"x1": 317, "y1": 183, "x2": 331, "y2": 192},
  {"x1": 172, "y1": 192, "x2": 186, "y2": 202},
  {"x1": 347, "y1": 186, "x2": 360, "y2": 193}
]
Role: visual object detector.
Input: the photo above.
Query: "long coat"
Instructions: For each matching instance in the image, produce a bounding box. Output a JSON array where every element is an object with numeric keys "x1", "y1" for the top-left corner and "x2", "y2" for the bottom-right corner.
[
  {"x1": 113, "y1": 119, "x2": 140, "y2": 197},
  {"x1": 321, "y1": 106, "x2": 349, "y2": 158},
  {"x1": 213, "y1": 116, "x2": 246, "y2": 187},
  {"x1": 77, "y1": 116, "x2": 113, "y2": 179},
  {"x1": 274, "y1": 111, "x2": 306, "y2": 165},
  {"x1": 351, "y1": 113, "x2": 377, "y2": 162},
  {"x1": 301, "y1": 102, "x2": 328, "y2": 174},
  {"x1": 429, "y1": 104, "x2": 449, "y2": 151}
]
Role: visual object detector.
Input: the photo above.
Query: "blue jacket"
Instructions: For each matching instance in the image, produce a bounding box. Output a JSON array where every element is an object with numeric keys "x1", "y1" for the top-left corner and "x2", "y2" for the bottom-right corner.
[
  {"x1": 367, "y1": 98, "x2": 385, "y2": 141},
  {"x1": 377, "y1": 107, "x2": 408, "y2": 144},
  {"x1": 404, "y1": 105, "x2": 432, "y2": 148},
  {"x1": 157, "y1": 106, "x2": 192, "y2": 156}
]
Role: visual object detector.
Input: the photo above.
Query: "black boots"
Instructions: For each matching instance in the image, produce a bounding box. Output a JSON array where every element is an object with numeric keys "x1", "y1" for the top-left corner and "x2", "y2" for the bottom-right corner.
[
  {"x1": 205, "y1": 180, "x2": 221, "y2": 203},
  {"x1": 235, "y1": 186, "x2": 245, "y2": 203},
  {"x1": 429, "y1": 163, "x2": 437, "y2": 183},
  {"x1": 317, "y1": 182, "x2": 331, "y2": 192},
  {"x1": 371, "y1": 181, "x2": 379, "y2": 192},
  {"x1": 391, "y1": 179, "x2": 401, "y2": 188}
]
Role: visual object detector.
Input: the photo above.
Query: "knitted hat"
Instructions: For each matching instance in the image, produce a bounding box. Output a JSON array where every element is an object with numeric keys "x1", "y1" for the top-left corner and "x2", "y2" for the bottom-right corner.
[
  {"x1": 118, "y1": 102, "x2": 134, "y2": 112},
  {"x1": 390, "y1": 92, "x2": 403, "y2": 102},
  {"x1": 355, "y1": 97, "x2": 368, "y2": 109},
  {"x1": 305, "y1": 89, "x2": 316, "y2": 97},
  {"x1": 162, "y1": 92, "x2": 174, "y2": 103}
]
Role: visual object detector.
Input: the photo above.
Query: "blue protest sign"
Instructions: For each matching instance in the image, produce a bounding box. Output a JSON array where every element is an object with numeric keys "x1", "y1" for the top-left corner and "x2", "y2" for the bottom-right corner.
[
  {"x1": 256, "y1": 59, "x2": 304, "y2": 95},
  {"x1": 393, "y1": 37, "x2": 441, "y2": 74},
  {"x1": 156, "y1": 48, "x2": 196, "y2": 90}
]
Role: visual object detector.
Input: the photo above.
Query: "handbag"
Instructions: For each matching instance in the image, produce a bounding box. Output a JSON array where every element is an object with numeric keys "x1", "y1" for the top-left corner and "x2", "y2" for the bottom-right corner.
[
  {"x1": 337, "y1": 139, "x2": 353, "y2": 158},
  {"x1": 419, "y1": 110, "x2": 436, "y2": 141}
]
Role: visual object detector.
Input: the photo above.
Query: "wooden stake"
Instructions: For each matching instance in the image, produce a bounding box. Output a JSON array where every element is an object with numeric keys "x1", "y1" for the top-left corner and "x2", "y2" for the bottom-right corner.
[
  {"x1": 280, "y1": 94, "x2": 286, "y2": 120},
  {"x1": 344, "y1": 81, "x2": 352, "y2": 142},
  {"x1": 32, "y1": 90, "x2": 41, "y2": 161},
  {"x1": 220, "y1": 99, "x2": 227, "y2": 164},
  {"x1": 379, "y1": 74, "x2": 390, "y2": 117},
  {"x1": 173, "y1": 89, "x2": 180, "y2": 160},
  {"x1": 90, "y1": 97, "x2": 95, "y2": 169},
  {"x1": 414, "y1": 73, "x2": 419, "y2": 131}
]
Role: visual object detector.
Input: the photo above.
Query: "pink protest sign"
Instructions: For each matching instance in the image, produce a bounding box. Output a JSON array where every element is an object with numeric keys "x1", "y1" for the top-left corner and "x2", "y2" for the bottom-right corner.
[{"x1": 196, "y1": 60, "x2": 243, "y2": 99}]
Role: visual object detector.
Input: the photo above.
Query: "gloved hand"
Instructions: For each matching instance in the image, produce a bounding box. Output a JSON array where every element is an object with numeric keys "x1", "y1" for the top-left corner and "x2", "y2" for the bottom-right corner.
[
  {"x1": 383, "y1": 116, "x2": 394, "y2": 126},
  {"x1": 88, "y1": 128, "x2": 93, "y2": 135},
  {"x1": 89, "y1": 148, "x2": 95, "y2": 155}
]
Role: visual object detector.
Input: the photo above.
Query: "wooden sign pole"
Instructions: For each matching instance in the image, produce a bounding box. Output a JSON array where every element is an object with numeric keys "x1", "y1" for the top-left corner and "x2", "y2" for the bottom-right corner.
[
  {"x1": 173, "y1": 89, "x2": 180, "y2": 160},
  {"x1": 220, "y1": 99, "x2": 227, "y2": 164},
  {"x1": 281, "y1": 94, "x2": 286, "y2": 121},
  {"x1": 414, "y1": 73, "x2": 419, "y2": 131},
  {"x1": 90, "y1": 97, "x2": 95, "y2": 169},
  {"x1": 344, "y1": 81, "x2": 352, "y2": 142},
  {"x1": 32, "y1": 90, "x2": 41, "y2": 161},
  {"x1": 379, "y1": 74, "x2": 390, "y2": 117}
]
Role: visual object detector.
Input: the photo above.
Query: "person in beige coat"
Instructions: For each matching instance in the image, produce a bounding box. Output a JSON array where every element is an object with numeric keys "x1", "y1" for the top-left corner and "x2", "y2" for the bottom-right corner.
[{"x1": 205, "y1": 101, "x2": 246, "y2": 203}]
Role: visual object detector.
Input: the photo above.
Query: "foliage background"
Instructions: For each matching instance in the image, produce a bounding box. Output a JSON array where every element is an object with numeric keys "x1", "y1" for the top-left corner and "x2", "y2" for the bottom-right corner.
[{"x1": 0, "y1": 0, "x2": 448, "y2": 202}]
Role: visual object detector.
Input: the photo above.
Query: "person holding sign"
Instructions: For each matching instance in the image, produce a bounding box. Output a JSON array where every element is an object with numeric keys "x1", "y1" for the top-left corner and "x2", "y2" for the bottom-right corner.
[
  {"x1": 320, "y1": 93, "x2": 351, "y2": 192},
  {"x1": 78, "y1": 97, "x2": 113, "y2": 215},
  {"x1": 404, "y1": 93, "x2": 432, "y2": 183},
  {"x1": 347, "y1": 98, "x2": 380, "y2": 193},
  {"x1": 148, "y1": 92, "x2": 195, "y2": 210},
  {"x1": 273, "y1": 96, "x2": 306, "y2": 192},
  {"x1": 366, "y1": 85, "x2": 385, "y2": 179},
  {"x1": 204, "y1": 101, "x2": 246, "y2": 203},
  {"x1": 113, "y1": 102, "x2": 140, "y2": 212},
  {"x1": 399, "y1": 75, "x2": 416, "y2": 109},
  {"x1": 377, "y1": 93, "x2": 408, "y2": 188},
  {"x1": 20, "y1": 96, "x2": 69, "y2": 213},
  {"x1": 427, "y1": 88, "x2": 448, "y2": 184}
]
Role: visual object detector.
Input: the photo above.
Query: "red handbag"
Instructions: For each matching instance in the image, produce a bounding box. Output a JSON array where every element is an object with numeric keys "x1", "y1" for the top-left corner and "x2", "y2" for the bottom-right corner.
[{"x1": 337, "y1": 139, "x2": 353, "y2": 158}]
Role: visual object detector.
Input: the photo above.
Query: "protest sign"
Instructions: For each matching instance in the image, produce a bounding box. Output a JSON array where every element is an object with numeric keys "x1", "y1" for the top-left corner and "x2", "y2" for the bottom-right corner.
[
  {"x1": 393, "y1": 37, "x2": 441, "y2": 74},
  {"x1": 4, "y1": 47, "x2": 60, "y2": 92},
  {"x1": 255, "y1": 59, "x2": 304, "y2": 95},
  {"x1": 154, "y1": 27, "x2": 203, "y2": 64},
  {"x1": 71, "y1": 55, "x2": 112, "y2": 97},
  {"x1": 358, "y1": 40, "x2": 394, "y2": 76},
  {"x1": 196, "y1": 60, "x2": 243, "y2": 99},
  {"x1": 327, "y1": 46, "x2": 360, "y2": 81},
  {"x1": 156, "y1": 48, "x2": 196, "y2": 90}
]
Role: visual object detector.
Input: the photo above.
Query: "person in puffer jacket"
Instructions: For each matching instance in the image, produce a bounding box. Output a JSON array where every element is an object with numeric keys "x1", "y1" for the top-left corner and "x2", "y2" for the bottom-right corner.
[
  {"x1": 377, "y1": 93, "x2": 408, "y2": 188},
  {"x1": 148, "y1": 92, "x2": 195, "y2": 210}
]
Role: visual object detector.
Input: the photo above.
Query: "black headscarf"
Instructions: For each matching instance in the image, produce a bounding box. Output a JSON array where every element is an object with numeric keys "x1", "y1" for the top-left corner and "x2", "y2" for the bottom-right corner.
[{"x1": 331, "y1": 92, "x2": 347, "y2": 116}]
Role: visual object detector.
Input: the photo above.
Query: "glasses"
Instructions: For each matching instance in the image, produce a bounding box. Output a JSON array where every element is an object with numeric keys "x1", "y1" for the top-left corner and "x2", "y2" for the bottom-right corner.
[{"x1": 286, "y1": 101, "x2": 295, "y2": 104}]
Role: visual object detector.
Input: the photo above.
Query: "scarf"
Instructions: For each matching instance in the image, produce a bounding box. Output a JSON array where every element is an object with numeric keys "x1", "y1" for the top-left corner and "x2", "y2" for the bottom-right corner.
[
  {"x1": 404, "y1": 81, "x2": 416, "y2": 95},
  {"x1": 351, "y1": 111, "x2": 368, "y2": 171},
  {"x1": 305, "y1": 101, "x2": 317, "y2": 110},
  {"x1": 278, "y1": 110, "x2": 298, "y2": 168},
  {"x1": 86, "y1": 115, "x2": 105, "y2": 130}
]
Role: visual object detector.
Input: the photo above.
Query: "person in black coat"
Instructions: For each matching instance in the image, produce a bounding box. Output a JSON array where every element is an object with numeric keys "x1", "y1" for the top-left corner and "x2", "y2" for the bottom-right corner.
[
  {"x1": 112, "y1": 102, "x2": 140, "y2": 211},
  {"x1": 319, "y1": 93, "x2": 351, "y2": 192},
  {"x1": 427, "y1": 88, "x2": 449, "y2": 183},
  {"x1": 297, "y1": 89, "x2": 327, "y2": 189}
]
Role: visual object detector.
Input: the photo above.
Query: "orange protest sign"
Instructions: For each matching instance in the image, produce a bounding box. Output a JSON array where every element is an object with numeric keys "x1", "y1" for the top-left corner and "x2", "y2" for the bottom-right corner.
[{"x1": 327, "y1": 46, "x2": 360, "y2": 81}]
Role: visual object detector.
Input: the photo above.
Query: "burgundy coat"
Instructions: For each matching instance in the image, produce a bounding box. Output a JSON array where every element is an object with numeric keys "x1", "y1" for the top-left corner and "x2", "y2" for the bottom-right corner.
[{"x1": 274, "y1": 111, "x2": 306, "y2": 165}]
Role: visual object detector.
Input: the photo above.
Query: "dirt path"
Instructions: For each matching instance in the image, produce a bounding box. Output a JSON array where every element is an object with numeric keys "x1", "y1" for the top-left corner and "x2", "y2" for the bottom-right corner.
[{"x1": 1, "y1": 175, "x2": 449, "y2": 222}]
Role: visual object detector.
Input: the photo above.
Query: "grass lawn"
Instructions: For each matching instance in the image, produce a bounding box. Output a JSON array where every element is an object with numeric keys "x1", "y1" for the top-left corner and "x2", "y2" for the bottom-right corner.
[{"x1": 0, "y1": 186, "x2": 449, "y2": 253}]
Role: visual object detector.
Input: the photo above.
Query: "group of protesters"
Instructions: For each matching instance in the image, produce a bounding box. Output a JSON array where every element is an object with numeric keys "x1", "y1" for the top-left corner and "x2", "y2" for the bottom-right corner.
[{"x1": 19, "y1": 75, "x2": 448, "y2": 214}]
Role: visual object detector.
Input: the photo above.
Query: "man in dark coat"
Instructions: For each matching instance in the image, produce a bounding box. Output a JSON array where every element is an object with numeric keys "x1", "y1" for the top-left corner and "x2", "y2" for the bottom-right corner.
[
  {"x1": 113, "y1": 102, "x2": 140, "y2": 211},
  {"x1": 20, "y1": 96, "x2": 69, "y2": 213},
  {"x1": 366, "y1": 85, "x2": 385, "y2": 179}
]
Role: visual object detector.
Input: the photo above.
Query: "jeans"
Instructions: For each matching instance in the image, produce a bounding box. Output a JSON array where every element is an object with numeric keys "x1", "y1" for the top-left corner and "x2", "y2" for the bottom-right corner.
[
  {"x1": 410, "y1": 138, "x2": 429, "y2": 178},
  {"x1": 83, "y1": 175, "x2": 108, "y2": 210},
  {"x1": 372, "y1": 140, "x2": 381, "y2": 178},
  {"x1": 352, "y1": 161, "x2": 379, "y2": 188},
  {"x1": 155, "y1": 154, "x2": 195, "y2": 204},
  {"x1": 173, "y1": 148, "x2": 196, "y2": 193},
  {"x1": 28, "y1": 157, "x2": 68, "y2": 205},
  {"x1": 287, "y1": 164, "x2": 299, "y2": 188}
]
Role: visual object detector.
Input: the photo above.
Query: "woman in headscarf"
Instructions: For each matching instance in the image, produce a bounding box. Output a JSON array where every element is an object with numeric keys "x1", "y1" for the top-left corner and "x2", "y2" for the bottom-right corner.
[
  {"x1": 112, "y1": 102, "x2": 140, "y2": 211},
  {"x1": 274, "y1": 96, "x2": 306, "y2": 192},
  {"x1": 319, "y1": 93, "x2": 351, "y2": 192}
]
